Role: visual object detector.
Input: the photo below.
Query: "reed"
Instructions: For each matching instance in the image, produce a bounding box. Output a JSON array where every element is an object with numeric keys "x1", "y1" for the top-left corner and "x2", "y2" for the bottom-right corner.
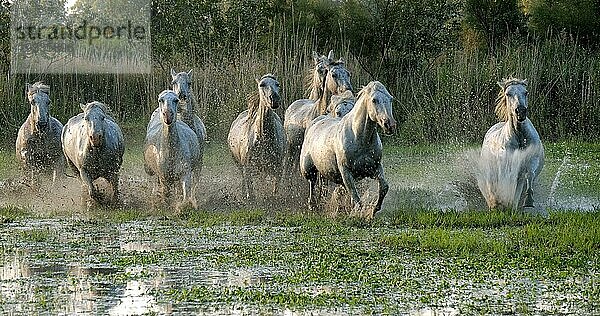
[{"x1": 0, "y1": 32, "x2": 597, "y2": 145}]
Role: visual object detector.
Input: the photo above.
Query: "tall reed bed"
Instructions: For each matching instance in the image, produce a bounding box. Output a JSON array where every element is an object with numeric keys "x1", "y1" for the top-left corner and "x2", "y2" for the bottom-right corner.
[
  {"x1": 394, "y1": 36, "x2": 600, "y2": 144},
  {"x1": 0, "y1": 35, "x2": 597, "y2": 145}
]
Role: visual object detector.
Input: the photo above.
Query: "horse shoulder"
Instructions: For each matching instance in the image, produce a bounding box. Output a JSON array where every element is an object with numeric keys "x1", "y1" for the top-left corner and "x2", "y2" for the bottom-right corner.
[{"x1": 105, "y1": 119, "x2": 125, "y2": 155}]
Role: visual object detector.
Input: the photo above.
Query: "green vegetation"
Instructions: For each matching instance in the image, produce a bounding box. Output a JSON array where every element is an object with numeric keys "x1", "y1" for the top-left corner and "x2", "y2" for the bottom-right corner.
[
  {"x1": 0, "y1": 206, "x2": 598, "y2": 313},
  {"x1": 0, "y1": 0, "x2": 599, "y2": 144}
]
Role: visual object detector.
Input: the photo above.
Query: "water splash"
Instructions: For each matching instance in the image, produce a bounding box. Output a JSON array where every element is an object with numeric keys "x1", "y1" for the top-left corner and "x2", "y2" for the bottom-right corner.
[
  {"x1": 475, "y1": 145, "x2": 544, "y2": 210},
  {"x1": 547, "y1": 153, "x2": 570, "y2": 208}
]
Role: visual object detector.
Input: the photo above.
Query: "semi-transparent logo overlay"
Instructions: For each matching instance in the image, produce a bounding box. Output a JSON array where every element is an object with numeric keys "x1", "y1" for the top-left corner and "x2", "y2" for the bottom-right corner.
[{"x1": 11, "y1": 0, "x2": 150, "y2": 74}]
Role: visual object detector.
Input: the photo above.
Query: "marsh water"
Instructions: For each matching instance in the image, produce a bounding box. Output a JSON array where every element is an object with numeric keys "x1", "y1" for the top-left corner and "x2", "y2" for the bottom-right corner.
[{"x1": 1, "y1": 143, "x2": 599, "y2": 314}]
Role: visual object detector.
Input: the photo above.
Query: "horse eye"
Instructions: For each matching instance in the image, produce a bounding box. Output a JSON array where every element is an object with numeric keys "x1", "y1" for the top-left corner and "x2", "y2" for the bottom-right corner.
[
  {"x1": 259, "y1": 83, "x2": 266, "y2": 87},
  {"x1": 171, "y1": 81, "x2": 176, "y2": 85},
  {"x1": 332, "y1": 73, "x2": 338, "y2": 78},
  {"x1": 372, "y1": 98, "x2": 379, "y2": 104}
]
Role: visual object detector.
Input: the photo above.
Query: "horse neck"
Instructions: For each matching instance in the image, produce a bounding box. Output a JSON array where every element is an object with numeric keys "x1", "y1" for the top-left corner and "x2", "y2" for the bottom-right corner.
[
  {"x1": 316, "y1": 86, "x2": 333, "y2": 115},
  {"x1": 347, "y1": 99, "x2": 377, "y2": 144},
  {"x1": 308, "y1": 75, "x2": 323, "y2": 101},
  {"x1": 183, "y1": 94, "x2": 196, "y2": 114},
  {"x1": 162, "y1": 121, "x2": 180, "y2": 152},
  {"x1": 252, "y1": 100, "x2": 274, "y2": 137},
  {"x1": 503, "y1": 115, "x2": 529, "y2": 148}
]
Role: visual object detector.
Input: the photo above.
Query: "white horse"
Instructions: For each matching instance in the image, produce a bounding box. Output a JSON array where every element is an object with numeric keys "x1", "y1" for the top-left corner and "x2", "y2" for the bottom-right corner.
[
  {"x1": 300, "y1": 81, "x2": 396, "y2": 217},
  {"x1": 328, "y1": 90, "x2": 355, "y2": 118},
  {"x1": 170, "y1": 69, "x2": 208, "y2": 145},
  {"x1": 478, "y1": 78, "x2": 544, "y2": 210},
  {"x1": 283, "y1": 56, "x2": 353, "y2": 179},
  {"x1": 228, "y1": 74, "x2": 285, "y2": 200},
  {"x1": 15, "y1": 82, "x2": 64, "y2": 185},
  {"x1": 144, "y1": 90, "x2": 202, "y2": 209},
  {"x1": 62, "y1": 101, "x2": 125, "y2": 208}
]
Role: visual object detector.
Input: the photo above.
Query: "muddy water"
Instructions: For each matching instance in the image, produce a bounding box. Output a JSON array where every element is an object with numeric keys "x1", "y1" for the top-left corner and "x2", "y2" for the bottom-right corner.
[
  {"x1": 1, "y1": 219, "x2": 598, "y2": 314},
  {"x1": 1, "y1": 143, "x2": 599, "y2": 314},
  {"x1": 1, "y1": 143, "x2": 598, "y2": 214}
]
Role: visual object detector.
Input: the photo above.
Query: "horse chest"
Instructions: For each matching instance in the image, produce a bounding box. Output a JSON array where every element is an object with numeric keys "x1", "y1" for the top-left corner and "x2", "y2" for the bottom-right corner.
[
  {"x1": 24, "y1": 132, "x2": 60, "y2": 165},
  {"x1": 343, "y1": 148, "x2": 381, "y2": 178}
]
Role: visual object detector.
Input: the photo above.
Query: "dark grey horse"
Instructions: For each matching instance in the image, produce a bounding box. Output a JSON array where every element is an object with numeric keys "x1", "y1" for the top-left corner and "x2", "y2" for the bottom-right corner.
[{"x1": 228, "y1": 74, "x2": 285, "y2": 200}]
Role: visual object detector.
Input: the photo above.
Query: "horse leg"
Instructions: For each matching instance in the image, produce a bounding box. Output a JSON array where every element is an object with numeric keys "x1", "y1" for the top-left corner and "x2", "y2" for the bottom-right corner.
[
  {"x1": 107, "y1": 172, "x2": 120, "y2": 206},
  {"x1": 340, "y1": 167, "x2": 361, "y2": 214},
  {"x1": 79, "y1": 170, "x2": 97, "y2": 209},
  {"x1": 180, "y1": 173, "x2": 195, "y2": 210},
  {"x1": 159, "y1": 178, "x2": 171, "y2": 208},
  {"x1": 373, "y1": 165, "x2": 389, "y2": 217},
  {"x1": 242, "y1": 166, "x2": 255, "y2": 201},
  {"x1": 523, "y1": 178, "x2": 534, "y2": 208},
  {"x1": 307, "y1": 174, "x2": 319, "y2": 211}
]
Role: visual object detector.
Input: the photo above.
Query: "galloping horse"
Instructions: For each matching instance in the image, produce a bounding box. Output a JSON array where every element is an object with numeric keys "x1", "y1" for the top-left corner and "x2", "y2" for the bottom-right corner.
[
  {"x1": 228, "y1": 74, "x2": 285, "y2": 200},
  {"x1": 62, "y1": 102, "x2": 125, "y2": 208},
  {"x1": 478, "y1": 78, "x2": 544, "y2": 210},
  {"x1": 300, "y1": 81, "x2": 396, "y2": 217},
  {"x1": 283, "y1": 55, "x2": 353, "y2": 179},
  {"x1": 144, "y1": 90, "x2": 203, "y2": 209},
  {"x1": 170, "y1": 69, "x2": 207, "y2": 145},
  {"x1": 16, "y1": 82, "x2": 64, "y2": 185}
]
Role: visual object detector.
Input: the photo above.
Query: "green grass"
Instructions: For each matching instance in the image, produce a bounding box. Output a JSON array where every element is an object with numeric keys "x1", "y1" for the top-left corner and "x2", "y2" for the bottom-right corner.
[{"x1": 1, "y1": 205, "x2": 599, "y2": 313}]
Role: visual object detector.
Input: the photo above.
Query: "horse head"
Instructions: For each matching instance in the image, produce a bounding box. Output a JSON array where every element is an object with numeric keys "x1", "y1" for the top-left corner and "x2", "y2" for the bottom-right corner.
[
  {"x1": 312, "y1": 51, "x2": 332, "y2": 87},
  {"x1": 81, "y1": 101, "x2": 110, "y2": 148},
  {"x1": 361, "y1": 81, "x2": 396, "y2": 135},
  {"x1": 496, "y1": 78, "x2": 528, "y2": 122},
  {"x1": 325, "y1": 60, "x2": 352, "y2": 94},
  {"x1": 328, "y1": 90, "x2": 355, "y2": 117},
  {"x1": 26, "y1": 82, "x2": 51, "y2": 132},
  {"x1": 256, "y1": 74, "x2": 281, "y2": 109},
  {"x1": 171, "y1": 69, "x2": 193, "y2": 110},
  {"x1": 158, "y1": 90, "x2": 179, "y2": 126}
]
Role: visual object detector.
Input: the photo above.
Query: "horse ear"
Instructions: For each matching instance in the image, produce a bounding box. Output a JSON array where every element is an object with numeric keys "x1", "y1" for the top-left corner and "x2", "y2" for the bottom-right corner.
[
  {"x1": 312, "y1": 51, "x2": 319, "y2": 62},
  {"x1": 255, "y1": 77, "x2": 261, "y2": 84},
  {"x1": 187, "y1": 69, "x2": 193, "y2": 77},
  {"x1": 338, "y1": 58, "x2": 345, "y2": 64},
  {"x1": 170, "y1": 68, "x2": 177, "y2": 78},
  {"x1": 25, "y1": 83, "x2": 30, "y2": 96},
  {"x1": 327, "y1": 50, "x2": 334, "y2": 61},
  {"x1": 523, "y1": 79, "x2": 528, "y2": 86},
  {"x1": 79, "y1": 103, "x2": 86, "y2": 111},
  {"x1": 497, "y1": 81, "x2": 504, "y2": 88}
]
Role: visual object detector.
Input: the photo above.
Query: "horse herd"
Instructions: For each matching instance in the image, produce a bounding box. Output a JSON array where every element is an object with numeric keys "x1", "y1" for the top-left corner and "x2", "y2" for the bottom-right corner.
[{"x1": 14, "y1": 51, "x2": 544, "y2": 215}]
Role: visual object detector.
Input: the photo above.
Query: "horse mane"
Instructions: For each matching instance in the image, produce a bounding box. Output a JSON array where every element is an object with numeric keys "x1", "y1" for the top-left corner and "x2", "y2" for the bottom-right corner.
[
  {"x1": 495, "y1": 78, "x2": 527, "y2": 121},
  {"x1": 356, "y1": 81, "x2": 389, "y2": 102},
  {"x1": 27, "y1": 81, "x2": 50, "y2": 96},
  {"x1": 303, "y1": 54, "x2": 330, "y2": 99},
  {"x1": 247, "y1": 74, "x2": 277, "y2": 135}
]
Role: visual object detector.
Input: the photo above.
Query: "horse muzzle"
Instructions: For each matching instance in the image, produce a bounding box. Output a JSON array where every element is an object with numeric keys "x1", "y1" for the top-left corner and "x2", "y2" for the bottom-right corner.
[
  {"x1": 516, "y1": 107, "x2": 527, "y2": 122},
  {"x1": 381, "y1": 117, "x2": 397, "y2": 135},
  {"x1": 35, "y1": 121, "x2": 48, "y2": 131},
  {"x1": 90, "y1": 134, "x2": 103, "y2": 147},
  {"x1": 270, "y1": 95, "x2": 281, "y2": 109}
]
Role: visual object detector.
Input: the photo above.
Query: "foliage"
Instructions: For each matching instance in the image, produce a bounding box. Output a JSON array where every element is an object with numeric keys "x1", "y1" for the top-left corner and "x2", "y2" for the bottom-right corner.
[
  {"x1": 0, "y1": 0, "x2": 599, "y2": 144},
  {"x1": 525, "y1": 0, "x2": 600, "y2": 44},
  {"x1": 463, "y1": 0, "x2": 526, "y2": 52}
]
